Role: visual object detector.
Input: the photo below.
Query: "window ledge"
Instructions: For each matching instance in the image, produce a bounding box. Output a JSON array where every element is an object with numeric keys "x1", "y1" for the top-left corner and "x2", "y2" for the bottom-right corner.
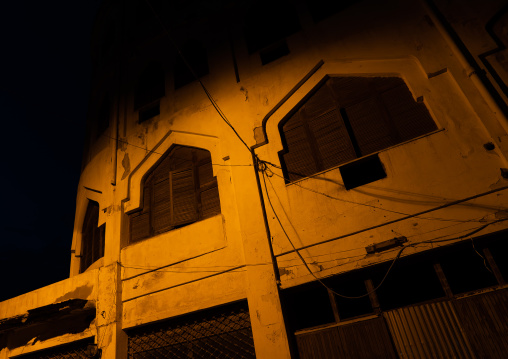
[{"x1": 285, "y1": 128, "x2": 445, "y2": 187}]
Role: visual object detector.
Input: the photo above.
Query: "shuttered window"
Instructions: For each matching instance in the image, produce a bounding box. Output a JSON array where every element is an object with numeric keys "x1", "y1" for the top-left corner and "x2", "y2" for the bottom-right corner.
[
  {"x1": 129, "y1": 146, "x2": 221, "y2": 243},
  {"x1": 279, "y1": 77, "x2": 437, "y2": 183},
  {"x1": 80, "y1": 200, "x2": 105, "y2": 272}
]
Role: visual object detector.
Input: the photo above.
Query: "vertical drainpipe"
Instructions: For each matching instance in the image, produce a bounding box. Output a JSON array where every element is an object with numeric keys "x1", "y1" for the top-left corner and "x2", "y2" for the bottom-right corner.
[{"x1": 422, "y1": 0, "x2": 508, "y2": 133}]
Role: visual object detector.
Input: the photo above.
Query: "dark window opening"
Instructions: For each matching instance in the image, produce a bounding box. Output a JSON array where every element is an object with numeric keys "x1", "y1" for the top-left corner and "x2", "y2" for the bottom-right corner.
[
  {"x1": 129, "y1": 145, "x2": 221, "y2": 243},
  {"x1": 339, "y1": 154, "x2": 386, "y2": 190},
  {"x1": 174, "y1": 40, "x2": 209, "y2": 89},
  {"x1": 243, "y1": 1, "x2": 300, "y2": 62},
  {"x1": 305, "y1": 0, "x2": 359, "y2": 23},
  {"x1": 438, "y1": 241, "x2": 498, "y2": 295},
  {"x1": 80, "y1": 200, "x2": 105, "y2": 273},
  {"x1": 279, "y1": 77, "x2": 437, "y2": 184},
  {"x1": 135, "y1": 62, "x2": 165, "y2": 122},
  {"x1": 325, "y1": 274, "x2": 374, "y2": 320},
  {"x1": 260, "y1": 39, "x2": 290, "y2": 65},
  {"x1": 372, "y1": 257, "x2": 445, "y2": 311},
  {"x1": 486, "y1": 231, "x2": 508, "y2": 282},
  {"x1": 139, "y1": 102, "x2": 160, "y2": 123},
  {"x1": 280, "y1": 281, "x2": 335, "y2": 331}
]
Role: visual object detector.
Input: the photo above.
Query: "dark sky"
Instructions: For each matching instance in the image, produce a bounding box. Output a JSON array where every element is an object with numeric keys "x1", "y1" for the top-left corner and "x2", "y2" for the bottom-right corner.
[{"x1": 0, "y1": 1, "x2": 102, "y2": 301}]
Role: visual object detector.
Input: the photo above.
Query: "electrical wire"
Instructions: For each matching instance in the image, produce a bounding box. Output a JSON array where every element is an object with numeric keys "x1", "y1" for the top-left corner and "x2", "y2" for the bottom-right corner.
[
  {"x1": 261, "y1": 168, "x2": 508, "y2": 299},
  {"x1": 262, "y1": 160, "x2": 490, "y2": 224},
  {"x1": 261, "y1": 169, "x2": 401, "y2": 298},
  {"x1": 142, "y1": 0, "x2": 252, "y2": 153}
]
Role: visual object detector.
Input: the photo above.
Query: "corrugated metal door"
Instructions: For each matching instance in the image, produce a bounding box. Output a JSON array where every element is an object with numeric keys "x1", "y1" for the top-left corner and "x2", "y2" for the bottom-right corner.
[
  {"x1": 453, "y1": 289, "x2": 508, "y2": 358},
  {"x1": 383, "y1": 300, "x2": 475, "y2": 358},
  {"x1": 295, "y1": 317, "x2": 397, "y2": 359}
]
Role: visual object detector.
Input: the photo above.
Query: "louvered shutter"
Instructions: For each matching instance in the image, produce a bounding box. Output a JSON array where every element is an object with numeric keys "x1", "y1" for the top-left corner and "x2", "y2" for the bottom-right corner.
[
  {"x1": 279, "y1": 76, "x2": 437, "y2": 183},
  {"x1": 308, "y1": 108, "x2": 356, "y2": 169},
  {"x1": 171, "y1": 168, "x2": 198, "y2": 226},
  {"x1": 81, "y1": 201, "x2": 101, "y2": 272},
  {"x1": 346, "y1": 96, "x2": 399, "y2": 155},
  {"x1": 152, "y1": 177, "x2": 172, "y2": 234},
  {"x1": 130, "y1": 185, "x2": 151, "y2": 242},
  {"x1": 282, "y1": 112, "x2": 318, "y2": 181},
  {"x1": 380, "y1": 85, "x2": 437, "y2": 142},
  {"x1": 198, "y1": 161, "x2": 220, "y2": 218}
]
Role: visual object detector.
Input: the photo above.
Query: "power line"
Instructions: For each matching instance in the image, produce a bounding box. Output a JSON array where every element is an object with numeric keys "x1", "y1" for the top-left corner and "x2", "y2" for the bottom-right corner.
[
  {"x1": 142, "y1": 0, "x2": 252, "y2": 153},
  {"x1": 261, "y1": 169, "x2": 508, "y2": 299},
  {"x1": 262, "y1": 160, "x2": 489, "y2": 224}
]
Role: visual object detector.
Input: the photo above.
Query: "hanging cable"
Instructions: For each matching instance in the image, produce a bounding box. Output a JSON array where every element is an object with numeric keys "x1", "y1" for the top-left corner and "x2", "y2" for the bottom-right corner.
[
  {"x1": 142, "y1": 0, "x2": 251, "y2": 152},
  {"x1": 261, "y1": 166, "x2": 508, "y2": 299},
  {"x1": 263, "y1": 160, "x2": 496, "y2": 224}
]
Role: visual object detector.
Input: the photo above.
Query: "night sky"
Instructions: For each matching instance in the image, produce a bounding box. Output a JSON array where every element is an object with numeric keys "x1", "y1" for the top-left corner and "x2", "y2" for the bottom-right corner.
[{"x1": 0, "y1": 1, "x2": 102, "y2": 301}]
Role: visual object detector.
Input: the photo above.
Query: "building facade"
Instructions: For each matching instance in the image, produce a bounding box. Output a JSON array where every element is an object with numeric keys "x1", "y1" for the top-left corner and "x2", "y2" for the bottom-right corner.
[{"x1": 2, "y1": 0, "x2": 508, "y2": 358}]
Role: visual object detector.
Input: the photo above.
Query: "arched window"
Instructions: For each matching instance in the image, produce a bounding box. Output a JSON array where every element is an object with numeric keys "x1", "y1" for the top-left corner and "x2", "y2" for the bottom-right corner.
[
  {"x1": 279, "y1": 77, "x2": 437, "y2": 187},
  {"x1": 134, "y1": 62, "x2": 165, "y2": 122},
  {"x1": 80, "y1": 200, "x2": 105, "y2": 272},
  {"x1": 129, "y1": 145, "x2": 221, "y2": 243}
]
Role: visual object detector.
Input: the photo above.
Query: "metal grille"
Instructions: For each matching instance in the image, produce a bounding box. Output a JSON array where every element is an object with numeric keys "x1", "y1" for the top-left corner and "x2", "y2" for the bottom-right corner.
[
  {"x1": 127, "y1": 301, "x2": 256, "y2": 359},
  {"x1": 15, "y1": 338, "x2": 93, "y2": 359}
]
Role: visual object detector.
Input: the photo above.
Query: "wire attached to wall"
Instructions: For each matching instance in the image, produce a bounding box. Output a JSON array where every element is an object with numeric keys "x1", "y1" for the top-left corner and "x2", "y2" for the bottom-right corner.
[
  {"x1": 260, "y1": 165, "x2": 508, "y2": 299},
  {"x1": 262, "y1": 160, "x2": 492, "y2": 224}
]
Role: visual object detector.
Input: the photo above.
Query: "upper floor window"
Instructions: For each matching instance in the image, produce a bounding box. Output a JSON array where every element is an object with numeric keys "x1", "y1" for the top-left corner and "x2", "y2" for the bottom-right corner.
[
  {"x1": 129, "y1": 145, "x2": 221, "y2": 243},
  {"x1": 135, "y1": 62, "x2": 165, "y2": 123},
  {"x1": 174, "y1": 40, "x2": 209, "y2": 89},
  {"x1": 279, "y1": 77, "x2": 437, "y2": 186},
  {"x1": 81, "y1": 200, "x2": 105, "y2": 272},
  {"x1": 244, "y1": 0, "x2": 300, "y2": 65}
]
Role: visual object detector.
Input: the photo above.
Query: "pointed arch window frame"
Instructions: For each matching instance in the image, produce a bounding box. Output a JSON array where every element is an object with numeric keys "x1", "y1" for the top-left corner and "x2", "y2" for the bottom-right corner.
[{"x1": 129, "y1": 145, "x2": 221, "y2": 243}]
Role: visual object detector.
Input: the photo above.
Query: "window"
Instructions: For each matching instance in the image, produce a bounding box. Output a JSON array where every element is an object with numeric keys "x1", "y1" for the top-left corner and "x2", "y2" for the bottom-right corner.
[
  {"x1": 127, "y1": 301, "x2": 255, "y2": 358},
  {"x1": 244, "y1": 0, "x2": 300, "y2": 64},
  {"x1": 15, "y1": 338, "x2": 95, "y2": 359},
  {"x1": 174, "y1": 40, "x2": 209, "y2": 89},
  {"x1": 134, "y1": 62, "x2": 165, "y2": 123},
  {"x1": 129, "y1": 145, "x2": 221, "y2": 243},
  {"x1": 80, "y1": 200, "x2": 105, "y2": 272},
  {"x1": 279, "y1": 77, "x2": 437, "y2": 186}
]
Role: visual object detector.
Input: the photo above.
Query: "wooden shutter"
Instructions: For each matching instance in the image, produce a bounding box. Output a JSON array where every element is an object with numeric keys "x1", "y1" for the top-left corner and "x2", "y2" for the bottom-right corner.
[
  {"x1": 198, "y1": 161, "x2": 220, "y2": 218},
  {"x1": 130, "y1": 185, "x2": 152, "y2": 243},
  {"x1": 80, "y1": 200, "x2": 101, "y2": 272},
  {"x1": 346, "y1": 96, "x2": 399, "y2": 156},
  {"x1": 171, "y1": 168, "x2": 198, "y2": 226},
  {"x1": 380, "y1": 84, "x2": 437, "y2": 142},
  {"x1": 308, "y1": 108, "x2": 356, "y2": 169},
  {"x1": 152, "y1": 177, "x2": 172, "y2": 234},
  {"x1": 129, "y1": 146, "x2": 221, "y2": 242},
  {"x1": 282, "y1": 111, "x2": 318, "y2": 181}
]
